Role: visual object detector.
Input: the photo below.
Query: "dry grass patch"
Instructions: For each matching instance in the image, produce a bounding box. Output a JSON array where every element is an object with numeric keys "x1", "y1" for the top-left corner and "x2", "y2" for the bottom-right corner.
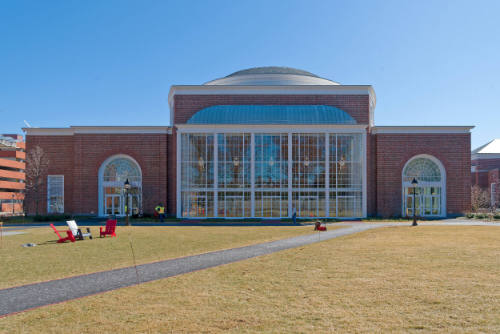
[
  {"x1": 0, "y1": 225, "x2": 317, "y2": 289},
  {"x1": 2, "y1": 226, "x2": 499, "y2": 333}
]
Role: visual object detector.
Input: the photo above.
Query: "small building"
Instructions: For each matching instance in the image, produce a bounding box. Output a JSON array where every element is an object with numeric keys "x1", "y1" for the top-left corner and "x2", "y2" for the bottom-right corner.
[
  {"x1": 471, "y1": 139, "x2": 500, "y2": 207},
  {"x1": 24, "y1": 67, "x2": 473, "y2": 219},
  {"x1": 0, "y1": 134, "x2": 25, "y2": 215}
]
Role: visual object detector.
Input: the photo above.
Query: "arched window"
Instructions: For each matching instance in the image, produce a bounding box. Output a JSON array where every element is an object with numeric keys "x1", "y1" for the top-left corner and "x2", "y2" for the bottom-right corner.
[
  {"x1": 402, "y1": 155, "x2": 446, "y2": 217},
  {"x1": 98, "y1": 155, "x2": 142, "y2": 216}
]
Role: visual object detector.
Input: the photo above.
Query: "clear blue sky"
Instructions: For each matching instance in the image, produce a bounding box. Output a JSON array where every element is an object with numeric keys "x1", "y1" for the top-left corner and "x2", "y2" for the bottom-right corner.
[{"x1": 1, "y1": 0, "x2": 499, "y2": 149}]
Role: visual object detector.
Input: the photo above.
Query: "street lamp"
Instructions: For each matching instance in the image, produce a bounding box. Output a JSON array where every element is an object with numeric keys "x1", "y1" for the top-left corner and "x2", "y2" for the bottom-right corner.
[
  {"x1": 411, "y1": 178, "x2": 418, "y2": 226},
  {"x1": 124, "y1": 178, "x2": 131, "y2": 226}
]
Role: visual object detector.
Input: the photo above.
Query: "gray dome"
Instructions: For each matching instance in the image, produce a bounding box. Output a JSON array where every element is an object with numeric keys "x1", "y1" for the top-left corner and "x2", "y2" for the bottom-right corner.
[{"x1": 204, "y1": 66, "x2": 339, "y2": 86}]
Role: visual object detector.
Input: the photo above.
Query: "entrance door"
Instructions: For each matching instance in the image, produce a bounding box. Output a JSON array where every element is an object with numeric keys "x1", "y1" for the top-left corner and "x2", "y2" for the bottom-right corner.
[
  {"x1": 298, "y1": 194, "x2": 319, "y2": 217},
  {"x1": 404, "y1": 187, "x2": 441, "y2": 217},
  {"x1": 105, "y1": 194, "x2": 123, "y2": 216},
  {"x1": 225, "y1": 195, "x2": 243, "y2": 217},
  {"x1": 262, "y1": 193, "x2": 281, "y2": 217},
  {"x1": 192, "y1": 194, "x2": 206, "y2": 217}
]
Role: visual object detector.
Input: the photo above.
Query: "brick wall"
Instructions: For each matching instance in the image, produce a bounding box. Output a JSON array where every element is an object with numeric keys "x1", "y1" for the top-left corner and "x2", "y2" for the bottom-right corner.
[
  {"x1": 26, "y1": 134, "x2": 168, "y2": 215},
  {"x1": 473, "y1": 158, "x2": 500, "y2": 171},
  {"x1": 173, "y1": 94, "x2": 370, "y2": 125},
  {"x1": 375, "y1": 133, "x2": 471, "y2": 217}
]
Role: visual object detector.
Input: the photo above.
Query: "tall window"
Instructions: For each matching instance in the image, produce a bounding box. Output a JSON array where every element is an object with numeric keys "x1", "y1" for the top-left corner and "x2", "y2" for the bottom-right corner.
[
  {"x1": 180, "y1": 134, "x2": 215, "y2": 217},
  {"x1": 402, "y1": 155, "x2": 445, "y2": 217},
  {"x1": 47, "y1": 175, "x2": 64, "y2": 213},
  {"x1": 255, "y1": 134, "x2": 288, "y2": 217},
  {"x1": 99, "y1": 155, "x2": 142, "y2": 216},
  {"x1": 329, "y1": 134, "x2": 362, "y2": 217}
]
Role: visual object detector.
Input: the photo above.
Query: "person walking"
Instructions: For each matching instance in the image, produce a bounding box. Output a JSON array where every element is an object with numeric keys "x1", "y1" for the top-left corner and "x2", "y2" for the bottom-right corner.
[{"x1": 155, "y1": 203, "x2": 166, "y2": 223}]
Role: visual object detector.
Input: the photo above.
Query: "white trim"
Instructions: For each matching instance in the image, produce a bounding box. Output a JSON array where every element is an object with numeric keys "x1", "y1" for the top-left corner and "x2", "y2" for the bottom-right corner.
[
  {"x1": 168, "y1": 85, "x2": 375, "y2": 110},
  {"x1": 98, "y1": 154, "x2": 143, "y2": 217},
  {"x1": 362, "y1": 131, "x2": 367, "y2": 217},
  {"x1": 213, "y1": 133, "x2": 218, "y2": 217},
  {"x1": 23, "y1": 126, "x2": 172, "y2": 136},
  {"x1": 401, "y1": 154, "x2": 446, "y2": 218},
  {"x1": 372, "y1": 126, "x2": 474, "y2": 134},
  {"x1": 176, "y1": 132, "x2": 182, "y2": 218},
  {"x1": 287, "y1": 133, "x2": 292, "y2": 218},
  {"x1": 472, "y1": 153, "x2": 500, "y2": 160},
  {"x1": 250, "y1": 133, "x2": 255, "y2": 217},
  {"x1": 325, "y1": 133, "x2": 330, "y2": 217},
  {"x1": 177, "y1": 124, "x2": 368, "y2": 132}
]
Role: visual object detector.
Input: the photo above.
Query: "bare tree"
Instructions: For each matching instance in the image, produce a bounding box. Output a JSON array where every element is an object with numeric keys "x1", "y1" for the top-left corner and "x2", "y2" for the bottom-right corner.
[
  {"x1": 471, "y1": 185, "x2": 490, "y2": 212},
  {"x1": 25, "y1": 146, "x2": 49, "y2": 215}
]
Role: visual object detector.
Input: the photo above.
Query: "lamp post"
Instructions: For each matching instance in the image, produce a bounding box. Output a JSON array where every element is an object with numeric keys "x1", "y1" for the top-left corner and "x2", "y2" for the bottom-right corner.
[
  {"x1": 411, "y1": 178, "x2": 418, "y2": 226},
  {"x1": 124, "y1": 178, "x2": 131, "y2": 226}
]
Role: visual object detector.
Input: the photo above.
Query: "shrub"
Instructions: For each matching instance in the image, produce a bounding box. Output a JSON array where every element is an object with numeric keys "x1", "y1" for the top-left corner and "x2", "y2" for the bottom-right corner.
[
  {"x1": 474, "y1": 213, "x2": 487, "y2": 219},
  {"x1": 33, "y1": 214, "x2": 71, "y2": 222},
  {"x1": 471, "y1": 185, "x2": 490, "y2": 212},
  {"x1": 466, "y1": 213, "x2": 475, "y2": 219}
]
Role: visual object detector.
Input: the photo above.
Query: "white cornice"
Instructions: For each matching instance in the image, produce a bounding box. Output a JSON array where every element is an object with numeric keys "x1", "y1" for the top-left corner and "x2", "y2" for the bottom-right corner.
[
  {"x1": 472, "y1": 153, "x2": 500, "y2": 160},
  {"x1": 23, "y1": 126, "x2": 173, "y2": 136},
  {"x1": 371, "y1": 126, "x2": 474, "y2": 134}
]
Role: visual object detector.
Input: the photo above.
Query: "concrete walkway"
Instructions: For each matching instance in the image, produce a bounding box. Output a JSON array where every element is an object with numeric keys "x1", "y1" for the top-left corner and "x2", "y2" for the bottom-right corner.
[{"x1": 0, "y1": 221, "x2": 497, "y2": 317}]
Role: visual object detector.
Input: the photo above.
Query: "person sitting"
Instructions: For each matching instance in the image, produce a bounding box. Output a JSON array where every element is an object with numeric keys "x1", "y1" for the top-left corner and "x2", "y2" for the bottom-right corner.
[{"x1": 314, "y1": 221, "x2": 327, "y2": 231}]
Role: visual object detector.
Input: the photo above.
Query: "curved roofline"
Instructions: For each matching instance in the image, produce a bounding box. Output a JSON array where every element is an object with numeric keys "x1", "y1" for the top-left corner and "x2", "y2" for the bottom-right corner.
[
  {"x1": 186, "y1": 105, "x2": 357, "y2": 125},
  {"x1": 226, "y1": 66, "x2": 320, "y2": 78},
  {"x1": 204, "y1": 66, "x2": 339, "y2": 86}
]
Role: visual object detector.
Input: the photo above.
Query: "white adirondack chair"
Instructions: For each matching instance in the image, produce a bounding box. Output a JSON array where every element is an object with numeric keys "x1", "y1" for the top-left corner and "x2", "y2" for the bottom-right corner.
[{"x1": 66, "y1": 220, "x2": 93, "y2": 240}]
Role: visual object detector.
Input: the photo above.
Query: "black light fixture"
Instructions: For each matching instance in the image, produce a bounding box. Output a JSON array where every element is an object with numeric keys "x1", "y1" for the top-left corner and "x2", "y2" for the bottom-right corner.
[
  {"x1": 411, "y1": 178, "x2": 418, "y2": 226},
  {"x1": 124, "y1": 178, "x2": 131, "y2": 226}
]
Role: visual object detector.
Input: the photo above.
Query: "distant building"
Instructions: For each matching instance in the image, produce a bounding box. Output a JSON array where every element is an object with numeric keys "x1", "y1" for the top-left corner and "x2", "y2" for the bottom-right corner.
[
  {"x1": 24, "y1": 67, "x2": 473, "y2": 218},
  {"x1": 0, "y1": 134, "x2": 25, "y2": 215},
  {"x1": 471, "y1": 139, "x2": 500, "y2": 207}
]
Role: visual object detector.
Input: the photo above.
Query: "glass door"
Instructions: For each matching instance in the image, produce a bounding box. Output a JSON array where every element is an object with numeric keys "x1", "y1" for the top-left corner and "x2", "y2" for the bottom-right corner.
[
  {"x1": 105, "y1": 194, "x2": 123, "y2": 216},
  {"x1": 404, "y1": 187, "x2": 441, "y2": 217},
  {"x1": 298, "y1": 194, "x2": 319, "y2": 217}
]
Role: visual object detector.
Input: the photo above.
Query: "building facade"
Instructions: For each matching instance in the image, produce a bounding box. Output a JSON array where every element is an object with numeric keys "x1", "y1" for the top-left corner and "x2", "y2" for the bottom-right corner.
[
  {"x1": 471, "y1": 139, "x2": 500, "y2": 207},
  {"x1": 0, "y1": 134, "x2": 25, "y2": 215},
  {"x1": 24, "y1": 67, "x2": 472, "y2": 218}
]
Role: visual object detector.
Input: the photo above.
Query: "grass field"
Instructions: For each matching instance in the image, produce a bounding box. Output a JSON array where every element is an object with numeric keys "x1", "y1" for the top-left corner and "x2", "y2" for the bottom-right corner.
[
  {"x1": 0, "y1": 225, "x2": 317, "y2": 289},
  {"x1": 1, "y1": 225, "x2": 498, "y2": 333}
]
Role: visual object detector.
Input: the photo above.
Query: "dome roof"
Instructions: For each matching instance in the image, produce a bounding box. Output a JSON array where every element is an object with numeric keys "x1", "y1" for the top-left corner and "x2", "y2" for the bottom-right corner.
[{"x1": 204, "y1": 66, "x2": 339, "y2": 86}]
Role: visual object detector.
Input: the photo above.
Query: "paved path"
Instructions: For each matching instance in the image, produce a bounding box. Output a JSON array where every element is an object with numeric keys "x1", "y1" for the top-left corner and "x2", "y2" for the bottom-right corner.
[
  {"x1": 0, "y1": 231, "x2": 25, "y2": 236},
  {"x1": 0, "y1": 221, "x2": 498, "y2": 317}
]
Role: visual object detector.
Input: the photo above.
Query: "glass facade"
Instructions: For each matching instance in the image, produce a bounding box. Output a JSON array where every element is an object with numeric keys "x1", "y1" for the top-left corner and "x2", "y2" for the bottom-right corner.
[{"x1": 180, "y1": 132, "x2": 364, "y2": 218}]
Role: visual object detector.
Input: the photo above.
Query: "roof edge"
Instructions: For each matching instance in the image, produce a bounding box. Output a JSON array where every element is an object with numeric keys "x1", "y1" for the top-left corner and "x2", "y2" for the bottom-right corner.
[
  {"x1": 372, "y1": 126, "x2": 474, "y2": 134},
  {"x1": 23, "y1": 126, "x2": 173, "y2": 136}
]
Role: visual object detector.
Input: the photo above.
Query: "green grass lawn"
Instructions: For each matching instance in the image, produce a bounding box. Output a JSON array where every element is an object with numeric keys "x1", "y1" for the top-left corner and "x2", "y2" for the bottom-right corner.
[
  {"x1": 0, "y1": 225, "x2": 318, "y2": 289},
  {"x1": 1, "y1": 226, "x2": 498, "y2": 333}
]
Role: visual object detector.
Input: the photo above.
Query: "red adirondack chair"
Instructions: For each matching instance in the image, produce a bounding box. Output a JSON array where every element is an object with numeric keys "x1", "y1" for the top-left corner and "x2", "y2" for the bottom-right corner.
[
  {"x1": 100, "y1": 219, "x2": 117, "y2": 238},
  {"x1": 50, "y1": 223, "x2": 76, "y2": 243}
]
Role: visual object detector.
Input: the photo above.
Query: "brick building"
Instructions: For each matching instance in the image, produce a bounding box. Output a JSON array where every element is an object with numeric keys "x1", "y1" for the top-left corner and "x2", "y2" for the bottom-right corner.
[
  {"x1": 0, "y1": 134, "x2": 25, "y2": 215},
  {"x1": 471, "y1": 139, "x2": 500, "y2": 207},
  {"x1": 24, "y1": 67, "x2": 472, "y2": 218}
]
